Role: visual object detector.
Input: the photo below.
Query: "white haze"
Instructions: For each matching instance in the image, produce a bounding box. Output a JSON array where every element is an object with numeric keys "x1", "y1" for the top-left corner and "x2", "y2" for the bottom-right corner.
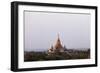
[{"x1": 24, "y1": 11, "x2": 90, "y2": 51}]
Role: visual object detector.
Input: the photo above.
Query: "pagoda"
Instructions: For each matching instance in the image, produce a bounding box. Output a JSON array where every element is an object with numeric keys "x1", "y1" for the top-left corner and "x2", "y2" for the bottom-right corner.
[{"x1": 48, "y1": 34, "x2": 66, "y2": 54}]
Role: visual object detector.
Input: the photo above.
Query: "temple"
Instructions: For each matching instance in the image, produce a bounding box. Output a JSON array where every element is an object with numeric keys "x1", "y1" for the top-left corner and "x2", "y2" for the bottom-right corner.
[{"x1": 48, "y1": 34, "x2": 66, "y2": 55}]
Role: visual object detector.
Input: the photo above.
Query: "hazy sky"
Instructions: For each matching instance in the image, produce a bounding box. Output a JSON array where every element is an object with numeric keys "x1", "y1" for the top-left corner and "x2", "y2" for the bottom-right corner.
[{"x1": 24, "y1": 11, "x2": 90, "y2": 51}]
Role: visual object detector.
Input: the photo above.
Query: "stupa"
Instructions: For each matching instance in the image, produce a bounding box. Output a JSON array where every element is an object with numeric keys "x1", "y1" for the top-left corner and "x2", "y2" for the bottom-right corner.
[{"x1": 48, "y1": 34, "x2": 66, "y2": 54}]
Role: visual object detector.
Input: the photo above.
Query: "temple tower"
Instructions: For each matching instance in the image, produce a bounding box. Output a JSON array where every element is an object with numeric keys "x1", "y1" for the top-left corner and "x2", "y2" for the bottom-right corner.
[{"x1": 48, "y1": 33, "x2": 65, "y2": 54}]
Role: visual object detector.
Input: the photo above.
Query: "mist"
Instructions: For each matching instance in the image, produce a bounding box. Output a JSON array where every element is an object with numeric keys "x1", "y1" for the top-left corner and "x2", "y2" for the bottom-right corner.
[{"x1": 24, "y1": 11, "x2": 90, "y2": 51}]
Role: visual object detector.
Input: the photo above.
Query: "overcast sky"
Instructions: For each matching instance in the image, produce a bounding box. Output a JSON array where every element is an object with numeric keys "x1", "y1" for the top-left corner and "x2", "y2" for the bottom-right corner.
[{"x1": 24, "y1": 11, "x2": 90, "y2": 51}]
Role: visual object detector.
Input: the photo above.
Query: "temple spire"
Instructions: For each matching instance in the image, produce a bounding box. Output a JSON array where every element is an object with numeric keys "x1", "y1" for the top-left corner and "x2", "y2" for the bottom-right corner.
[
  {"x1": 54, "y1": 33, "x2": 63, "y2": 49},
  {"x1": 57, "y1": 33, "x2": 60, "y2": 42}
]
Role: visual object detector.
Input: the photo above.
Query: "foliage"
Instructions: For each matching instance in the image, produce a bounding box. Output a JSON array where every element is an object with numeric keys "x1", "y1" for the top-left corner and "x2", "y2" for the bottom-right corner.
[{"x1": 24, "y1": 49, "x2": 90, "y2": 62}]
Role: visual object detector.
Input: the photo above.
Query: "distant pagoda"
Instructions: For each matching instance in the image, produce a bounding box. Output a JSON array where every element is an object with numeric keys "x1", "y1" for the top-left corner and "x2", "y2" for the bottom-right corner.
[{"x1": 48, "y1": 34, "x2": 66, "y2": 55}]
